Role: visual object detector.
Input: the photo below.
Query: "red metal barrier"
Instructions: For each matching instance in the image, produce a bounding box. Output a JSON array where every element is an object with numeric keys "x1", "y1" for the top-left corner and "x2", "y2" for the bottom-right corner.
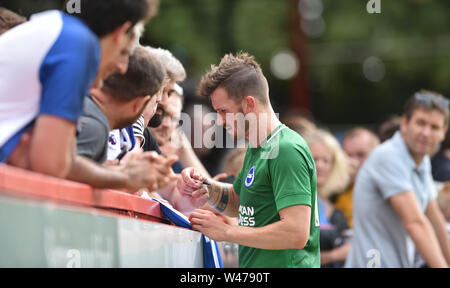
[{"x1": 0, "y1": 164, "x2": 167, "y2": 224}]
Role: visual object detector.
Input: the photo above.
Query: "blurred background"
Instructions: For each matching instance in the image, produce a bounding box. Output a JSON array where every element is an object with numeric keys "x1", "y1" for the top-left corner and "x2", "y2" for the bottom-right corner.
[{"x1": 3, "y1": 0, "x2": 450, "y2": 132}]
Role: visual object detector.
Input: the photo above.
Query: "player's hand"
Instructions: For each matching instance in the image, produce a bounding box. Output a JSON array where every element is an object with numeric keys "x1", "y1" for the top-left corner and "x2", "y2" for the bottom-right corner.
[
  {"x1": 186, "y1": 187, "x2": 209, "y2": 210},
  {"x1": 189, "y1": 209, "x2": 230, "y2": 242},
  {"x1": 177, "y1": 167, "x2": 206, "y2": 197}
]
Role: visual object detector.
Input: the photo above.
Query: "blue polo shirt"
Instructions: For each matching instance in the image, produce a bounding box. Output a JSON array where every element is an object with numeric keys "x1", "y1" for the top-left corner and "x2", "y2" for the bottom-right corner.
[{"x1": 346, "y1": 131, "x2": 437, "y2": 268}]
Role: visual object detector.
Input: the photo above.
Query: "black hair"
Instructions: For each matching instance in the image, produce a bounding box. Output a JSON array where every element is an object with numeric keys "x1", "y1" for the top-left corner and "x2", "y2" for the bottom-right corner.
[
  {"x1": 102, "y1": 46, "x2": 166, "y2": 102},
  {"x1": 67, "y1": 0, "x2": 153, "y2": 38}
]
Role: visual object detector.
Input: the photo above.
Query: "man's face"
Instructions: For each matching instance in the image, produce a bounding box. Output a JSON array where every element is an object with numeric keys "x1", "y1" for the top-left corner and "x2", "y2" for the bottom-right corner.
[
  {"x1": 158, "y1": 79, "x2": 176, "y2": 111},
  {"x1": 210, "y1": 87, "x2": 246, "y2": 141},
  {"x1": 94, "y1": 28, "x2": 137, "y2": 88},
  {"x1": 143, "y1": 88, "x2": 164, "y2": 125},
  {"x1": 147, "y1": 80, "x2": 169, "y2": 128},
  {"x1": 147, "y1": 78, "x2": 174, "y2": 128},
  {"x1": 343, "y1": 133, "x2": 377, "y2": 182},
  {"x1": 104, "y1": 35, "x2": 135, "y2": 77},
  {"x1": 401, "y1": 108, "x2": 447, "y2": 159},
  {"x1": 151, "y1": 93, "x2": 183, "y2": 145}
]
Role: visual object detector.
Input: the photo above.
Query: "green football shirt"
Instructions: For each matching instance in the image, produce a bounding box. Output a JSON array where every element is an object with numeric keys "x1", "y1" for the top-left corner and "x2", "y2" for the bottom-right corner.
[{"x1": 233, "y1": 124, "x2": 320, "y2": 268}]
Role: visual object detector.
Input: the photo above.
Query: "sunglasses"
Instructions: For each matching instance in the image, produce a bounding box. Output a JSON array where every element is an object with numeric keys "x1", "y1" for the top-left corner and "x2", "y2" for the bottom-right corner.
[{"x1": 414, "y1": 92, "x2": 449, "y2": 110}]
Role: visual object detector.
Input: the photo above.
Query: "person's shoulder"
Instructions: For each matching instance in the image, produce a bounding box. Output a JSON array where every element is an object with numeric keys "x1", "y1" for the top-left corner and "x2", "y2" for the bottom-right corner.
[
  {"x1": 38, "y1": 11, "x2": 100, "y2": 77},
  {"x1": 366, "y1": 137, "x2": 402, "y2": 166},
  {"x1": 58, "y1": 11, "x2": 95, "y2": 38},
  {"x1": 79, "y1": 113, "x2": 108, "y2": 136},
  {"x1": 58, "y1": 12, "x2": 99, "y2": 51},
  {"x1": 80, "y1": 98, "x2": 109, "y2": 130},
  {"x1": 33, "y1": 11, "x2": 99, "y2": 63},
  {"x1": 268, "y1": 127, "x2": 314, "y2": 166},
  {"x1": 29, "y1": 10, "x2": 94, "y2": 43},
  {"x1": 143, "y1": 129, "x2": 162, "y2": 154},
  {"x1": 83, "y1": 96, "x2": 104, "y2": 116},
  {"x1": 276, "y1": 126, "x2": 306, "y2": 147},
  {"x1": 280, "y1": 127, "x2": 312, "y2": 157}
]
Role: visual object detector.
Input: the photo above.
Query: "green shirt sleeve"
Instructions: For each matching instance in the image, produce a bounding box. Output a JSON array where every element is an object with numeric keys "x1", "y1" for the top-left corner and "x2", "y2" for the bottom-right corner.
[{"x1": 269, "y1": 142, "x2": 314, "y2": 212}]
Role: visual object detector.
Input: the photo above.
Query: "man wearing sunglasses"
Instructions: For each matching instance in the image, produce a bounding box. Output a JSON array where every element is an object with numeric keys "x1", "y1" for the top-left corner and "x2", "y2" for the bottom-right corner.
[
  {"x1": 346, "y1": 90, "x2": 450, "y2": 268},
  {"x1": 150, "y1": 85, "x2": 183, "y2": 149}
]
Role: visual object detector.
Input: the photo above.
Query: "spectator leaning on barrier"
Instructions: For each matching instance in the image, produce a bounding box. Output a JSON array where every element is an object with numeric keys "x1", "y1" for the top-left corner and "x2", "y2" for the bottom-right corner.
[
  {"x1": 335, "y1": 127, "x2": 379, "y2": 228},
  {"x1": 71, "y1": 45, "x2": 207, "y2": 212},
  {"x1": 184, "y1": 52, "x2": 320, "y2": 268},
  {"x1": 346, "y1": 90, "x2": 450, "y2": 268},
  {"x1": 77, "y1": 46, "x2": 165, "y2": 164},
  {"x1": 151, "y1": 84, "x2": 183, "y2": 151},
  {"x1": 0, "y1": 0, "x2": 155, "y2": 180},
  {"x1": 149, "y1": 84, "x2": 186, "y2": 173},
  {"x1": 146, "y1": 47, "x2": 187, "y2": 129},
  {"x1": 130, "y1": 46, "x2": 211, "y2": 179},
  {"x1": 150, "y1": 84, "x2": 214, "y2": 177},
  {"x1": 133, "y1": 46, "x2": 187, "y2": 150},
  {"x1": 103, "y1": 46, "x2": 165, "y2": 161},
  {"x1": 72, "y1": 45, "x2": 179, "y2": 193},
  {"x1": 0, "y1": 7, "x2": 26, "y2": 35}
]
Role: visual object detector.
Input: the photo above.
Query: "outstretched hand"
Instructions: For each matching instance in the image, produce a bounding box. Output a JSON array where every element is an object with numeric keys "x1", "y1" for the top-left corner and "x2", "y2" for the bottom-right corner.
[{"x1": 175, "y1": 167, "x2": 210, "y2": 210}]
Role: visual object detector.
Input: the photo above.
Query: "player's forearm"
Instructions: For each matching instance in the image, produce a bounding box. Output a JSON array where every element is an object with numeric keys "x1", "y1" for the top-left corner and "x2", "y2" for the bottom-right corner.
[
  {"x1": 406, "y1": 217, "x2": 448, "y2": 268},
  {"x1": 206, "y1": 179, "x2": 239, "y2": 217}
]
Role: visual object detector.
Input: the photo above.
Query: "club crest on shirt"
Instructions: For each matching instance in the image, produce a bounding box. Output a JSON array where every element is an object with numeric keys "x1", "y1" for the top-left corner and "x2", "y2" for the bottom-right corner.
[
  {"x1": 108, "y1": 134, "x2": 117, "y2": 145},
  {"x1": 245, "y1": 165, "x2": 255, "y2": 188}
]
